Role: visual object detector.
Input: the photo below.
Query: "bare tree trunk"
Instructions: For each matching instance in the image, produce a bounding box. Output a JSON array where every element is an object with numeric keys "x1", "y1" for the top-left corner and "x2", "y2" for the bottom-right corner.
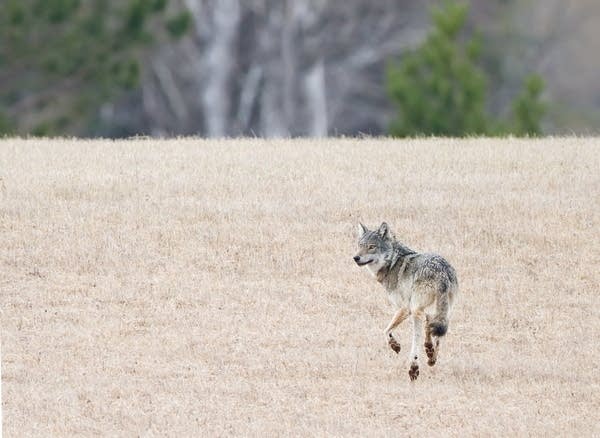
[
  {"x1": 126, "y1": 0, "x2": 432, "y2": 137},
  {"x1": 201, "y1": 0, "x2": 241, "y2": 137},
  {"x1": 236, "y1": 65, "x2": 263, "y2": 134},
  {"x1": 260, "y1": 85, "x2": 288, "y2": 138},
  {"x1": 304, "y1": 59, "x2": 328, "y2": 137},
  {"x1": 281, "y1": 1, "x2": 297, "y2": 134},
  {"x1": 151, "y1": 56, "x2": 188, "y2": 125}
]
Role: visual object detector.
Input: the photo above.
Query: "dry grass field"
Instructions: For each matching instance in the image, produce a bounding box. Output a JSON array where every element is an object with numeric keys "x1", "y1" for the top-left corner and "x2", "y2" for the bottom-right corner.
[{"x1": 1, "y1": 137, "x2": 599, "y2": 436}]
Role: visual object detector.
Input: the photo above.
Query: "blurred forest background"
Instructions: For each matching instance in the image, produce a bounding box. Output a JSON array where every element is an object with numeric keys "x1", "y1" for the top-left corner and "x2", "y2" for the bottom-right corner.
[{"x1": 0, "y1": 0, "x2": 599, "y2": 138}]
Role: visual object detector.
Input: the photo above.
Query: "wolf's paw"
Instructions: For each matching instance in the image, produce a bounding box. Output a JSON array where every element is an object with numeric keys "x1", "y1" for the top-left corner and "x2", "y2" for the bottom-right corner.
[
  {"x1": 409, "y1": 363, "x2": 419, "y2": 381},
  {"x1": 387, "y1": 334, "x2": 401, "y2": 354},
  {"x1": 424, "y1": 342, "x2": 436, "y2": 366}
]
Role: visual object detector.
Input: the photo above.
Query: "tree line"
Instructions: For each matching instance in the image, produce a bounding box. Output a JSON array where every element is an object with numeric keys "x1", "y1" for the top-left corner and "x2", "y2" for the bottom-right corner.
[{"x1": 0, "y1": 1, "x2": 544, "y2": 137}]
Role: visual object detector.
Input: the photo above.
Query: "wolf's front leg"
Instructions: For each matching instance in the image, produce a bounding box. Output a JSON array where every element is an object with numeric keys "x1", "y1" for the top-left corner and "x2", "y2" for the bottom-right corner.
[
  {"x1": 408, "y1": 311, "x2": 424, "y2": 381},
  {"x1": 384, "y1": 308, "x2": 409, "y2": 354}
]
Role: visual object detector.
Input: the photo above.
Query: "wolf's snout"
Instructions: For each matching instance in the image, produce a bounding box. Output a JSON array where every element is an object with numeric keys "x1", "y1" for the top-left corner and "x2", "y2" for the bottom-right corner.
[{"x1": 353, "y1": 255, "x2": 361, "y2": 263}]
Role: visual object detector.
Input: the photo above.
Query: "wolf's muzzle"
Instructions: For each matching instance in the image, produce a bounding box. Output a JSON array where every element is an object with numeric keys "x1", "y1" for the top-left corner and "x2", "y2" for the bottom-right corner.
[{"x1": 354, "y1": 256, "x2": 372, "y2": 266}]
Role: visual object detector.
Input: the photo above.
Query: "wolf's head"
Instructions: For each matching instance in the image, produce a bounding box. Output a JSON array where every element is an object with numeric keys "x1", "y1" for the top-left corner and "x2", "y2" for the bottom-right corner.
[{"x1": 353, "y1": 222, "x2": 395, "y2": 276}]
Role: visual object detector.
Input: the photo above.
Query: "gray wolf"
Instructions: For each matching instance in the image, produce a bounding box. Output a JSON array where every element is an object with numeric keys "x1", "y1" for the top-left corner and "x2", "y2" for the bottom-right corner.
[{"x1": 353, "y1": 222, "x2": 458, "y2": 381}]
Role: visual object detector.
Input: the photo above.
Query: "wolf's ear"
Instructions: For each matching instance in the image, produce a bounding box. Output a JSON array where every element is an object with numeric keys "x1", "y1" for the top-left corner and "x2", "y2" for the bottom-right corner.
[
  {"x1": 377, "y1": 222, "x2": 390, "y2": 239},
  {"x1": 357, "y1": 223, "x2": 368, "y2": 238}
]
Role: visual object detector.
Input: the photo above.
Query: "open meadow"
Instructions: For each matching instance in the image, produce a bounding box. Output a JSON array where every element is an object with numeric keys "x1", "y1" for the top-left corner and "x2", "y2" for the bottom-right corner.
[{"x1": 1, "y1": 137, "x2": 599, "y2": 436}]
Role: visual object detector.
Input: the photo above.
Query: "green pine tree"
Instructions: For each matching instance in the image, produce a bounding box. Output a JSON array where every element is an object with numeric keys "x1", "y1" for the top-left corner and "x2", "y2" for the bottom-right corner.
[
  {"x1": 512, "y1": 74, "x2": 546, "y2": 136},
  {"x1": 387, "y1": 1, "x2": 546, "y2": 137},
  {"x1": 0, "y1": 0, "x2": 192, "y2": 136}
]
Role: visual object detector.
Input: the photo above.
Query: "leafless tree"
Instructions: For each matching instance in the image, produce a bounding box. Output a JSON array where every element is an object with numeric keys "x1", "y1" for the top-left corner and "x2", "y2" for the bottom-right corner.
[{"x1": 130, "y1": 0, "x2": 432, "y2": 137}]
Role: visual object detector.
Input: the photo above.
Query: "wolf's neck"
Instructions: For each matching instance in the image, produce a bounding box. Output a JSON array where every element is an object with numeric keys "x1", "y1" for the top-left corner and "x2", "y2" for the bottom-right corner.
[
  {"x1": 392, "y1": 241, "x2": 416, "y2": 260},
  {"x1": 376, "y1": 241, "x2": 416, "y2": 283}
]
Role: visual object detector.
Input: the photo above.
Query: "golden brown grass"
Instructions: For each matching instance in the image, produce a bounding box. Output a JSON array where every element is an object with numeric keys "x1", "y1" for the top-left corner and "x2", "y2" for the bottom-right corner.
[{"x1": 1, "y1": 137, "x2": 599, "y2": 436}]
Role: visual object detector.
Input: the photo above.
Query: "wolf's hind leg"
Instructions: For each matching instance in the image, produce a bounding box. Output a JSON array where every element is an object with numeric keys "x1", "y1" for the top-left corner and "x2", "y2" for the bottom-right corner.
[
  {"x1": 424, "y1": 315, "x2": 440, "y2": 366},
  {"x1": 408, "y1": 311, "x2": 424, "y2": 381},
  {"x1": 384, "y1": 308, "x2": 409, "y2": 354}
]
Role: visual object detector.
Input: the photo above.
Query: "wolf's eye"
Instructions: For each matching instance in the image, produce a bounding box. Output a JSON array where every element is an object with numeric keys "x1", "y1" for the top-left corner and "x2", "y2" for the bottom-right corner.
[{"x1": 368, "y1": 244, "x2": 376, "y2": 250}]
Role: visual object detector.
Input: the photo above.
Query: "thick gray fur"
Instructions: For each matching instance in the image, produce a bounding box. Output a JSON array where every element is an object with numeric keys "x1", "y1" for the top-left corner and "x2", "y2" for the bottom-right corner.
[{"x1": 354, "y1": 222, "x2": 458, "y2": 380}]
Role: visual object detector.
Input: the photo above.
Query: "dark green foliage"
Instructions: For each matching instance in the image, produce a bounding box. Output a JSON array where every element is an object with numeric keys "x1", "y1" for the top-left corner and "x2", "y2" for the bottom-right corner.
[
  {"x1": 166, "y1": 12, "x2": 192, "y2": 39},
  {"x1": 0, "y1": 0, "x2": 192, "y2": 136},
  {"x1": 512, "y1": 74, "x2": 546, "y2": 136},
  {"x1": 124, "y1": 0, "x2": 150, "y2": 40},
  {"x1": 110, "y1": 60, "x2": 140, "y2": 89},
  {"x1": 387, "y1": 1, "x2": 546, "y2": 137},
  {"x1": 152, "y1": 0, "x2": 168, "y2": 12},
  {"x1": 0, "y1": 111, "x2": 13, "y2": 135},
  {"x1": 7, "y1": 3, "x2": 25, "y2": 25},
  {"x1": 32, "y1": 122, "x2": 51, "y2": 137},
  {"x1": 39, "y1": 0, "x2": 81, "y2": 24}
]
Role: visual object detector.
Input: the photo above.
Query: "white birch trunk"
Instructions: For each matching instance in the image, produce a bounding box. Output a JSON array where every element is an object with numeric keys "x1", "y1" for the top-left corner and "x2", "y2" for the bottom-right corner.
[
  {"x1": 304, "y1": 59, "x2": 328, "y2": 137},
  {"x1": 202, "y1": 0, "x2": 241, "y2": 137}
]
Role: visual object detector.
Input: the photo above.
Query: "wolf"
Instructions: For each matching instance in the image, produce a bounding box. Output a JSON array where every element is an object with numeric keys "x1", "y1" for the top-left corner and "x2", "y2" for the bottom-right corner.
[{"x1": 353, "y1": 222, "x2": 458, "y2": 381}]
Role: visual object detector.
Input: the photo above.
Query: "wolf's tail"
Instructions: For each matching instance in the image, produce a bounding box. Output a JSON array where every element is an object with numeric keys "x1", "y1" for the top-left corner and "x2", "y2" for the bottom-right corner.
[{"x1": 428, "y1": 289, "x2": 451, "y2": 337}]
